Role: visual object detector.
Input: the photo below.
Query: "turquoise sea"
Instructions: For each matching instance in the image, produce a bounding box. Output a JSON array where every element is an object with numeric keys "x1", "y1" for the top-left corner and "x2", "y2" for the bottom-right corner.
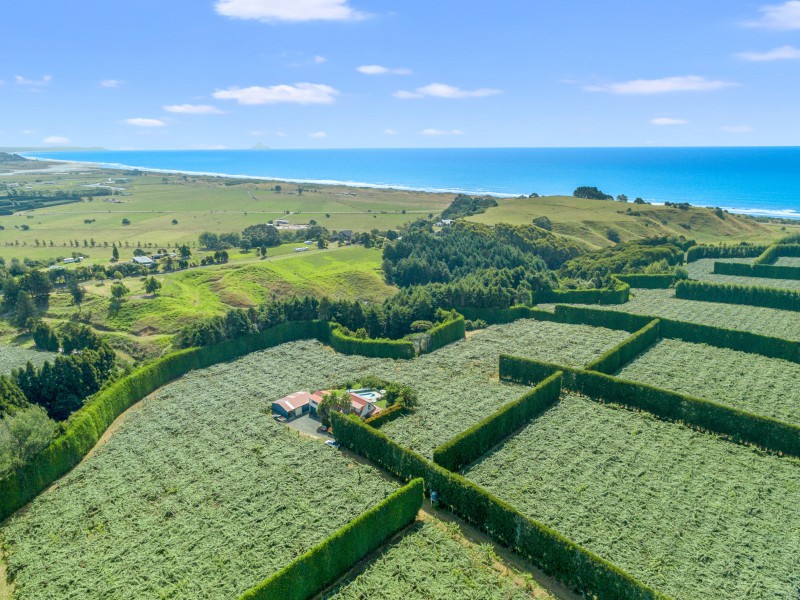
[{"x1": 26, "y1": 147, "x2": 800, "y2": 219}]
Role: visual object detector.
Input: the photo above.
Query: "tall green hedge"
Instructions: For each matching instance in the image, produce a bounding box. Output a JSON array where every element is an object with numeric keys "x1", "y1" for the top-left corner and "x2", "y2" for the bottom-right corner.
[
  {"x1": 614, "y1": 274, "x2": 676, "y2": 289},
  {"x1": 331, "y1": 413, "x2": 665, "y2": 600},
  {"x1": 0, "y1": 320, "x2": 330, "y2": 522},
  {"x1": 458, "y1": 305, "x2": 557, "y2": 325},
  {"x1": 584, "y1": 319, "x2": 661, "y2": 374},
  {"x1": 713, "y1": 261, "x2": 800, "y2": 280},
  {"x1": 432, "y1": 372, "x2": 562, "y2": 472},
  {"x1": 499, "y1": 355, "x2": 800, "y2": 458},
  {"x1": 535, "y1": 280, "x2": 630, "y2": 305},
  {"x1": 753, "y1": 244, "x2": 781, "y2": 265},
  {"x1": 328, "y1": 324, "x2": 416, "y2": 359},
  {"x1": 364, "y1": 404, "x2": 407, "y2": 429},
  {"x1": 554, "y1": 304, "x2": 653, "y2": 332},
  {"x1": 686, "y1": 244, "x2": 767, "y2": 263},
  {"x1": 675, "y1": 280, "x2": 800, "y2": 312},
  {"x1": 422, "y1": 316, "x2": 466, "y2": 354},
  {"x1": 239, "y1": 478, "x2": 423, "y2": 600}
]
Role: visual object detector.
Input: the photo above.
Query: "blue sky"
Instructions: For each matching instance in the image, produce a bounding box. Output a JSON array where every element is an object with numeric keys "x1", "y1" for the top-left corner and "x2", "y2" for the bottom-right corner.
[{"x1": 1, "y1": 0, "x2": 799, "y2": 149}]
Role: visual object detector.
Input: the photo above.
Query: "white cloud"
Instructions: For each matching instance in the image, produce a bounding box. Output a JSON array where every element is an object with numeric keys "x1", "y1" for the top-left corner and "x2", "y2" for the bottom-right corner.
[
  {"x1": 313, "y1": 55, "x2": 327, "y2": 64},
  {"x1": 276, "y1": 131, "x2": 288, "y2": 137},
  {"x1": 721, "y1": 125, "x2": 754, "y2": 133},
  {"x1": 308, "y1": 131, "x2": 327, "y2": 138},
  {"x1": 163, "y1": 104, "x2": 224, "y2": 114},
  {"x1": 384, "y1": 128, "x2": 398, "y2": 135},
  {"x1": 213, "y1": 83, "x2": 338, "y2": 105},
  {"x1": 584, "y1": 76, "x2": 735, "y2": 94},
  {"x1": 43, "y1": 136, "x2": 69, "y2": 145},
  {"x1": 357, "y1": 65, "x2": 412, "y2": 75},
  {"x1": 100, "y1": 79, "x2": 122, "y2": 88},
  {"x1": 737, "y1": 45, "x2": 800, "y2": 61},
  {"x1": 21, "y1": 130, "x2": 34, "y2": 135},
  {"x1": 395, "y1": 83, "x2": 501, "y2": 99},
  {"x1": 15, "y1": 75, "x2": 51, "y2": 86},
  {"x1": 745, "y1": 1, "x2": 800, "y2": 29},
  {"x1": 650, "y1": 117, "x2": 688, "y2": 125},
  {"x1": 215, "y1": 0, "x2": 367, "y2": 23},
  {"x1": 125, "y1": 118, "x2": 167, "y2": 127},
  {"x1": 421, "y1": 128, "x2": 464, "y2": 136}
]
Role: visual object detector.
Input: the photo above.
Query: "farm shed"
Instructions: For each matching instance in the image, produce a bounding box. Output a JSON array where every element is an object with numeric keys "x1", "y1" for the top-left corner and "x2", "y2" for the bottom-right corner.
[
  {"x1": 132, "y1": 256, "x2": 154, "y2": 266},
  {"x1": 272, "y1": 392, "x2": 312, "y2": 419}
]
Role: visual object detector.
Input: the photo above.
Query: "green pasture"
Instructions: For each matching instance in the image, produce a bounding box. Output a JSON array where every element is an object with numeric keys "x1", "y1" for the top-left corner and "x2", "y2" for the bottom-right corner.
[{"x1": 466, "y1": 195, "x2": 791, "y2": 247}]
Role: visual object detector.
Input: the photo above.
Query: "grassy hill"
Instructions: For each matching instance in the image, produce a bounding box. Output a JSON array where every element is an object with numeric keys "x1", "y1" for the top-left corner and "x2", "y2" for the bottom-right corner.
[{"x1": 466, "y1": 195, "x2": 795, "y2": 248}]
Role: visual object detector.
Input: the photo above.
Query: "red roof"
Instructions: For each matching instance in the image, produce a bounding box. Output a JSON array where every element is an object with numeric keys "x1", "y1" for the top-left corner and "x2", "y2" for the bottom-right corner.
[{"x1": 273, "y1": 391, "x2": 312, "y2": 412}]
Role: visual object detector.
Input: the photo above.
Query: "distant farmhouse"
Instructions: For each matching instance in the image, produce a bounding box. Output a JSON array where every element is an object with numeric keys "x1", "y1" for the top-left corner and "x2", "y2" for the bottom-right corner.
[{"x1": 272, "y1": 389, "x2": 384, "y2": 421}]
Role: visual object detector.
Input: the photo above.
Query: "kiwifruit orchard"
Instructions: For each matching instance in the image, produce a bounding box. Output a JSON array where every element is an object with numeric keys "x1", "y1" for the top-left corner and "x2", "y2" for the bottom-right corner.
[{"x1": 463, "y1": 395, "x2": 800, "y2": 600}]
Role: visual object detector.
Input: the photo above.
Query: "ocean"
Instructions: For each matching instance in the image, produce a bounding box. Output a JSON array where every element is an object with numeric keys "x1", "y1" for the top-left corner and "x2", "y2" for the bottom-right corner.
[{"x1": 25, "y1": 147, "x2": 800, "y2": 219}]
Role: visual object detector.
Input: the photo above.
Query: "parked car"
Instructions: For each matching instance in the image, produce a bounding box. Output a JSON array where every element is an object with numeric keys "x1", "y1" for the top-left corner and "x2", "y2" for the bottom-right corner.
[
  {"x1": 324, "y1": 440, "x2": 340, "y2": 449},
  {"x1": 272, "y1": 414, "x2": 287, "y2": 424}
]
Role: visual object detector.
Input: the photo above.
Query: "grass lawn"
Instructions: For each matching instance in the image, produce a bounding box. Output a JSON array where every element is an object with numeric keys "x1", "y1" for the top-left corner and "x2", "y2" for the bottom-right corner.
[
  {"x1": 464, "y1": 395, "x2": 800, "y2": 600},
  {"x1": 466, "y1": 195, "x2": 789, "y2": 248},
  {"x1": 617, "y1": 339, "x2": 800, "y2": 426}
]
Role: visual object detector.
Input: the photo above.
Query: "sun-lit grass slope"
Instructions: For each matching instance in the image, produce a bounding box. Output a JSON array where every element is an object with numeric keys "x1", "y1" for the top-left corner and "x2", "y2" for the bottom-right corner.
[
  {"x1": 467, "y1": 195, "x2": 785, "y2": 247},
  {"x1": 0, "y1": 345, "x2": 55, "y2": 376},
  {"x1": 687, "y1": 258, "x2": 800, "y2": 290},
  {"x1": 464, "y1": 395, "x2": 800, "y2": 600},
  {"x1": 325, "y1": 519, "x2": 553, "y2": 599},
  {"x1": 562, "y1": 288, "x2": 800, "y2": 341},
  {"x1": 1, "y1": 344, "x2": 399, "y2": 599},
  {"x1": 0, "y1": 169, "x2": 451, "y2": 261},
  {"x1": 44, "y1": 246, "x2": 393, "y2": 336},
  {"x1": 617, "y1": 338, "x2": 800, "y2": 425}
]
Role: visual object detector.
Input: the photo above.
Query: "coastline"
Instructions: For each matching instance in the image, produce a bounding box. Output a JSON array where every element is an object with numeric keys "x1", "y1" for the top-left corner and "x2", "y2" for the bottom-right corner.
[{"x1": 19, "y1": 154, "x2": 800, "y2": 221}]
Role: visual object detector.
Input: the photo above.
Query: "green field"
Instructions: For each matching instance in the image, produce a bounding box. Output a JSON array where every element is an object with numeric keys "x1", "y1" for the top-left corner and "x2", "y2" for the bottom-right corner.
[
  {"x1": 686, "y1": 258, "x2": 800, "y2": 290},
  {"x1": 775, "y1": 256, "x2": 800, "y2": 267},
  {"x1": 464, "y1": 394, "x2": 800, "y2": 600},
  {"x1": 0, "y1": 166, "x2": 450, "y2": 262},
  {"x1": 561, "y1": 288, "x2": 800, "y2": 340},
  {"x1": 466, "y1": 195, "x2": 789, "y2": 247},
  {"x1": 325, "y1": 518, "x2": 552, "y2": 599},
  {"x1": 617, "y1": 339, "x2": 800, "y2": 426},
  {"x1": 42, "y1": 246, "x2": 392, "y2": 347},
  {"x1": 1, "y1": 344, "x2": 399, "y2": 599}
]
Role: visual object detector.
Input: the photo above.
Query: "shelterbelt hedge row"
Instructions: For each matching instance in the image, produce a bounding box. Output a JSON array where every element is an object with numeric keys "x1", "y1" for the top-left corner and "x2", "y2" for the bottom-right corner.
[
  {"x1": 364, "y1": 404, "x2": 407, "y2": 429},
  {"x1": 500, "y1": 355, "x2": 800, "y2": 458},
  {"x1": 686, "y1": 244, "x2": 767, "y2": 262},
  {"x1": 713, "y1": 261, "x2": 800, "y2": 280},
  {"x1": 675, "y1": 280, "x2": 800, "y2": 312},
  {"x1": 421, "y1": 316, "x2": 466, "y2": 354},
  {"x1": 554, "y1": 305, "x2": 800, "y2": 364},
  {"x1": 331, "y1": 413, "x2": 665, "y2": 600},
  {"x1": 239, "y1": 478, "x2": 423, "y2": 600},
  {"x1": 584, "y1": 319, "x2": 661, "y2": 374},
  {"x1": 329, "y1": 323, "x2": 416, "y2": 359},
  {"x1": 535, "y1": 279, "x2": 630, "y2": 305},
  {"x1": 754, "y1": 243, "x2": 800, "y2": 265},
  {"x1": 613, "y1": 274, "x2": 676, "y2": 289},
  {"x1": 432, "y1": 372, "x2": 562, "y2": 473},
  {"x1": 458, "y1": 305, "x2": 557, "y2": 325}
]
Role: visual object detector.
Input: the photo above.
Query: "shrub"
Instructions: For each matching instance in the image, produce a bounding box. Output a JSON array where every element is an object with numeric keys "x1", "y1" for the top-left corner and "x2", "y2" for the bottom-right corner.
[
  {"x1": 0, "y1": 406, "x2": 58, "y2": 479},
  {"x1": 32, "y1": 321, "x2": 59, "y2": 352},
  {"x1": 533, "y1": 216, "x2": 553, "y2": 231},
  {"x1": 239, "y1": 479, "x2": 423, "y2": 600}
]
